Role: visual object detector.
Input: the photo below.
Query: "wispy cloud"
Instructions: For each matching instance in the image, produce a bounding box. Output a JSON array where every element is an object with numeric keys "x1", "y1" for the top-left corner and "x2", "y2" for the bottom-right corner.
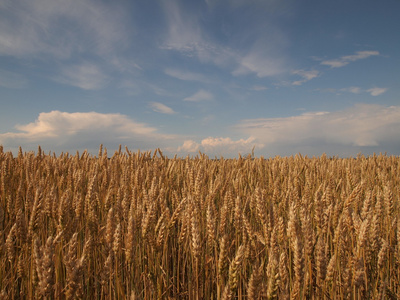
[
  {"x1": 317, "y1": 86, "x2": 387, "y2": 96},
  {"x1": 161, "y1": 0, "x2": 237, "y2": 68},
  {"x1": 161, "y1": 0, "x2": 202, "y2": 53},
  {"x1": 235, "y1": 104, "x2": 400, "y2": 155},
  {"x1": 164, "y1": 68, "x2": 212, "y2": 83},
  {"x1": 56, "y1": 63, "x2": 108, "y2": 90},
  {"x1": 340, "y1": 86, "x2": 362, "y2": 94},
  {"x1": 234, "y1": 53, "x2": 286, "y2": 77},
  {"x1": 233, "y1": 32, "x2": 289, "y2": 78},
  {"x1": 183, "y1": 89, "x2": 214, "y2": 102},
  {"x1": 161, "y1": 0, "x2": 291, "y2": 80},
  {"x1": 367, "y1": 87, "x2": 387, "y2": 96},
  {"x1": 0, "y1": 0, "x2": 129, "y2": 59},
  {"x1": 150, "y1": 102, "x2": 176, "y2": 114},
  {"x1": 110, "y1": 57, "x2": 143, "y2": 74},
  {"x1": 320, "y1": 51, "x2": 379, "y2": 68},
  {"x1": 233, "y1": 43, "x2": 287, "y2": 78},
  {"x1": 291, "y1": 69, "x2": 319, "y2": 85},
  {"x1": 0, "y1": 111, "x2": 177, "y2": 153}
]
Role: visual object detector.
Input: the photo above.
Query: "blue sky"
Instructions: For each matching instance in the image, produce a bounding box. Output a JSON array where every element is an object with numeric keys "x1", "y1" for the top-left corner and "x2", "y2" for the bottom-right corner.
[{"x1": 1, "y1": 0, "x2": 399, "y2": 158}]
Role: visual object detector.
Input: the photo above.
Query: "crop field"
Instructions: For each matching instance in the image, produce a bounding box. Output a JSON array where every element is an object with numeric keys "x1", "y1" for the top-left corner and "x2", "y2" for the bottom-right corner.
[{"x1": 0, "y1": 145, "x2": 399, "y2": 299}]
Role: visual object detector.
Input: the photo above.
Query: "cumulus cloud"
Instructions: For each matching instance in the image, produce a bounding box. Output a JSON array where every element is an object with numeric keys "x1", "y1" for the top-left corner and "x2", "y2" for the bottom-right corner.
[
  {"x1": 201, "y1": 136, "x2": 261, "y2": 151},
  {"x1": 0, "y1": 111, "x2": 176, "y2": 154},
  {"x1": 149, "y1": 102, "x2": 176, "y2": 114},
  {"x1": 177, "y1": 140, "x2": 200, "y2": 153},
  {"x1": 292, "y1": 69, "x2": 320, "y2": 85},
  {"x1": 320, "y1": 51, "x2": 379, "y2": 68},
  {"x1": 56, "y1": 63, "x2": 108, "y2": 90},
  {"x1": 178, "y1": 136, "x2": 262, "y2": 156},
  {"x1": 184, "y1": 89, "x2": 214, "y2": 102},
  {"x1": 235, "y1": 104, "x2": 400, "y2": 156}
]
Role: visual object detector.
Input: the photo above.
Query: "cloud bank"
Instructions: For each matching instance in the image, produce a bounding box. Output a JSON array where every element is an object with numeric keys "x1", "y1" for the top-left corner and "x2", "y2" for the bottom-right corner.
[
  {"x1": 0, "y1": 111, "x2": 175, "y2": 154},
  {"x1": 235, "y1": 103, "x2": 400, "y2": 156},
  {"x1": 2, "y1": 104, "x2": 399, "y2": 158},
  {"x1": 177, "y1": 137, "x2": 261, "y2": 157},
  {"x1": 0, "y1": 104, "x2": 400, "y2": 157}
]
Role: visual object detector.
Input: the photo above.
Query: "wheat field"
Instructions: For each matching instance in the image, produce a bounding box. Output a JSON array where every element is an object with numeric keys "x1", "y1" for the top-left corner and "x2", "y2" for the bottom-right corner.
[{"x1": 0, "y1": 145, "x2": 399, "y2": 299}]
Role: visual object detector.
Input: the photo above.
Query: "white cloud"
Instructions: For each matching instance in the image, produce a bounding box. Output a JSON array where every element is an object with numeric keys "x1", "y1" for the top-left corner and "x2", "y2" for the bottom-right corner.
[
  {"x1": 201, "y1": 136, "x2": 261, "y2": 151},
  {"x1": 178, "y1": 136, "x2": 263, "y2": 156},
  {"x1": 367, "y1": 87, "x2": 387, "y2": 96},
  {"x1": 177, "y1": 140, "x2": 200, "y2": 153},
  {"x1": 110, "y1": 57, "x2": 143, "y2": 74},
  {"x1": 320, "y1": 51, "x2": 379, "y2": 68},
  {"x1": 0, "y1": 111, "x2": 176, "y2": 154},
  {"x1": 162, "y1": 1, "x2": 220, "y2": 61},
  {"x1": 184, "y1": 89, "x2": 214, "y2": 102},
  {"x1": 161, "y1": 0, "x2": 202, "y2": 53},
  {"x1": 233, "y1": 32, "x2": 289, "y2": 78},
  {"x1": 292, "y1": 69, "x2": 319, "y2": 85},
  {"x1": 318, "y1": 86, "x2": 387, "y2": 96},
  {"x1": 233, "y1": 47, "x2": 287, "y2": 77},
  {"x1": 164, "y1": 68, "x2": 212, "y2": 83},
  {"x1": 56, "y1": 63, "x2": 108, "y2": 90},
  {"x1": 161, "y1": 1, "x2": 238, "y2": 68},
  {"x1": 163, "y1": 0, "x2": 293, "y2": 75},
  {"x1": 340, "y1": 86, "x2": 362, "y2": 94},
  {"x1": 235, "y1": 104, "x2": 400, "y2": 155},
  {"x1": 0, "y1": 0, "x2": 128, "y2": 59},
  {"x1": 150, "y1": 102, "x2": 176, "y2": 114},
  {"x1": 161, "y1": 0, "x2": 290, "y2": 79}
]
